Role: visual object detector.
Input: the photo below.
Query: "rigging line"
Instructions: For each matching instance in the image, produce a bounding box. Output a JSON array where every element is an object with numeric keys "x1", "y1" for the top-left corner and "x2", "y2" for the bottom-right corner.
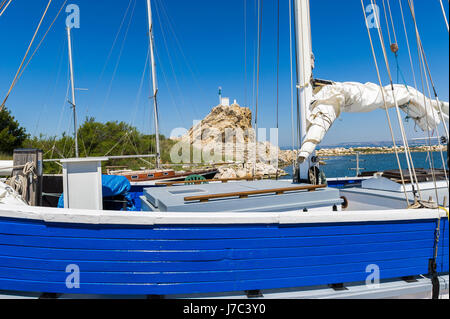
[
  {"x1": 407, "y1": 0, "x2": 449, "y2": 182},
  {"x1": 276, "y1": 0, "x2": 280, "y2": 131},
  {"x1": 360, "y1": 0, "x2": 410, "y2": 205},
  {"x1": 87, "y1": 0, "x2": 137, "y2": 156},
  {"x1": 407, "y1": 2, "x2": 449, "y2": 138},
  {"x1": 97, "y1": 0, "x2": 134, "y2": 85},
  {"x1": 0, "y1": 0, "x2": 53, "y2": 112},
  {"x1": 386, "y1": 0, "x2": 398, "y2": 44},
  {"x1": 33, "y1": 35, "x2": 67, "y2": 138},
  {"x1": 244, "y1": 0, "x2": 247, "y2": 107},
  {"x1": 372, "y1": 0, "x2": 423, "y2": 201},
  {"x1": 129, "y1": 45, "x2": 150, "y2": 129},
  {"x1": 289, "y1": 0, "x2": 296, "y2": 168},
  {"x1": 439, "y1": 0, "x2": 449, "y2": 32},
  {"x1": 153, "y1": 0, "x2": 192, "y2": 125},
  {"x1": 381, "y1": 0, "x2": 393, "y2": 45},
  {"x1": 51, "y1": 53, "x2": 71, "y2": 160},
  {"x1": 156, "y1": 0, "x2": 202, "y2": 118},
  {"x1": 408, "y1": 0, "x2": 448, "y2": 190},
  {"x1": 0, "y1": 0, "x2": 7, "y2": 10},
  {"x1": 398, "y1": 0, "x2": 418, "y2": 91},
  {"x1": 0, "y1": 0, "x2": 12, "y2": 17},
  {"x1": 398, "y1": 0, "x2": 446, "y2": 188},
  {"x1": 254, "y1": 0, "x2": 263, "y2": 171},
  {"x1": 17, "y1": 0, "x2": 68, "y2": 82}
]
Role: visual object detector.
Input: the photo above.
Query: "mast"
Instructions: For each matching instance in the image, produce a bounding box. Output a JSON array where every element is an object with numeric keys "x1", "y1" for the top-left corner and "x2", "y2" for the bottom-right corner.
[
  {"x1": 67, "y1": 26, "x2": 79, "y2": 158},
  {"x1": 293, "y1": 0, "x2": 314, "y2": 181},
  {"x1": 146, "y1": 0, "x2": 161, "y2": 169}
]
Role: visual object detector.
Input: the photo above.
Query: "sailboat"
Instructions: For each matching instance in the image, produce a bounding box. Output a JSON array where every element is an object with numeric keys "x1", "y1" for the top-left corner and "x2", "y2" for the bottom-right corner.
[{"x1": 0, "y1": 0, "x2": 448, "y2": 299}]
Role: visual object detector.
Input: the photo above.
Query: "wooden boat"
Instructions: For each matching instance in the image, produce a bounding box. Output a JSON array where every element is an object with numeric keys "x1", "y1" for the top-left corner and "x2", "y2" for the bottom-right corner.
[{"x1": 108, "y1": 168, "x2": 218, "y2": 183}]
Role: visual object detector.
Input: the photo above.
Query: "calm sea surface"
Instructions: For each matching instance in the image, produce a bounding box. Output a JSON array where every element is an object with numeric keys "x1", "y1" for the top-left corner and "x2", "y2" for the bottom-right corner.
[{"x1": 282, "y1": 151, "x2": 448, "y2": 179}]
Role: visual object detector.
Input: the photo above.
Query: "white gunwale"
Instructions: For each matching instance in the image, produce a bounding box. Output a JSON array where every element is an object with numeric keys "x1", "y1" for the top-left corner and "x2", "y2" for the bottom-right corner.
[{"x1": 0, "y1": 204, "x2": 446, "y2": 226}]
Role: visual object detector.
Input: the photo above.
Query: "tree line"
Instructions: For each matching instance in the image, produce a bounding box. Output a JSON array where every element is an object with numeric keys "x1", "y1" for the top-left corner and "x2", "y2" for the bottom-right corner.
[{"x1": 1, "y1": 107, "x2": 175, "y2": 173}]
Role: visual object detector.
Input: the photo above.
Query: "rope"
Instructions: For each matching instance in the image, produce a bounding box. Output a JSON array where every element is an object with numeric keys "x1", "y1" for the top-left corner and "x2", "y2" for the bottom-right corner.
[
  {"x1": 439, "y1": 206, "x2": 449, "y2": 221},
  {"x1": 372, "y1": 0, "x2": 423, "y2": 202},
  {"x1": 6, "y1": 162, "x2": 37, "y2": 205},
  {"x1": 398, "y1": 0, "x2": 418, "y2": 91},
  {"x1": 254, "y1": 0, "x2": 263, "y2": 175},
  {"x1": 361, "y1": 0, "x2": 410, "y2": 206},
  {"x1": 439, "y1": 0, "x2": 449, "y2": 32},
  {"x1": 0, "y1": 0, "x2": 12, "y2": 17},
  {"x1": 16, "y1": 0, "x2": 68, "y2": 82},
  {"x1": 371, "y1": 0, "x2": 423, "y2": 202},
  {"x1": 407, "y1": 0, "x2": 449, "y2": 193},
  {"x1": 0, "y1": 0, "x2": 53, "y2": 112},
  {"x1": 289, "y1": 0, "x2": 296, "y2": 171}
]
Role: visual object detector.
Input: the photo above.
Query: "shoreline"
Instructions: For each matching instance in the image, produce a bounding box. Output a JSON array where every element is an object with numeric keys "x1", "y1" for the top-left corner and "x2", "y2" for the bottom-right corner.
[{"x1": 315, "y1": 145, "x2": 447, "y2": 157}]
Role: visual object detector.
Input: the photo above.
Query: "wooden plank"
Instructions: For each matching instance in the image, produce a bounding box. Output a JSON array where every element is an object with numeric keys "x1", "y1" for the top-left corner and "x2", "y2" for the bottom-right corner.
[
  {"x1": 0, "y1": 217, "x2": 440, "y2": 239},
  {"x1": 0, "y1": 230, "x2": 435, "y2": 250},
  {"x1": 156, "y1": 177, "x2": 264, "y2": 186},
  {"x1": 0, "y1": 239, "x2": 436, "y2": 262},
  {"x1": 0, "y1": 266, "x2": 430, "y2": 295},
  {"x1": 0, "y1": 247, "x2": 440, "y2": 273},
  {"x1": 184, "y1": 184, "x2": 328, "y2": 202},
  {"x1": 0, "y1": 257, "x2": 431, "y2": 284}
]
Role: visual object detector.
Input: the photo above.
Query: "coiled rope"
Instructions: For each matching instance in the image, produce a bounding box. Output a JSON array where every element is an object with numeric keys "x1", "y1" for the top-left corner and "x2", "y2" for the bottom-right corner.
[{"x1": 6, "y1": 162, "x2": 38, "y2": 205}]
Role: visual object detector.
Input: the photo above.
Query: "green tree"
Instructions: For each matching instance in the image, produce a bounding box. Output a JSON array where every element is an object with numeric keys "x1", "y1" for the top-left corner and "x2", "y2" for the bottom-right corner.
[{"x1": 0, "y1": 107, "x2": 28, "y2": 154}]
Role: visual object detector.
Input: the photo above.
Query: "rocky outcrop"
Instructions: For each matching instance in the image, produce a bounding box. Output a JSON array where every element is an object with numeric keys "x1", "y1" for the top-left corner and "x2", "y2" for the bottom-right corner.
[{"x1": 175, "y1": 103, "x2": 293, "y2": 178}]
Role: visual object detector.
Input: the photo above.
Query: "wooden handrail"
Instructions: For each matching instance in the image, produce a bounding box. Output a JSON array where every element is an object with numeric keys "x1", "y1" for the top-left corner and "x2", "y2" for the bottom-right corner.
[
  {"x1": 184, "y1": 184, "x2": 327, "y2": 202},
  {"x1": 156, "y1": 176, "x2": 264, "y2": 186}
]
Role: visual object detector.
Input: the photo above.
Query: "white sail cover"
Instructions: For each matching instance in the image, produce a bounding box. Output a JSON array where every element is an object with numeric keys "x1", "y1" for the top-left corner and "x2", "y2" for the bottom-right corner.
[
  {"x1": 298, "y1": 82, "x2": 449, "y2": 160},
  {"x1": 0, "y1": 181, "x2": 27, "y2": 206}
]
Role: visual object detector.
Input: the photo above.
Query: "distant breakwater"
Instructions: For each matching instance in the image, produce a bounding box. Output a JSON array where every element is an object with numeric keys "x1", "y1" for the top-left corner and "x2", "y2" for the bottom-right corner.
[{"x1": 316, "y1": 145, "x2": 447, "y2": 157}]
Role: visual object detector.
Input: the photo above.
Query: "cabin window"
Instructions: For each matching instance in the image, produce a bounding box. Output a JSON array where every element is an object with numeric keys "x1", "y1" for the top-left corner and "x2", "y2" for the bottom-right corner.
[
  {"x1": 131, "y1": 176, "x2": 139, "y2": 180},
  {"x1": 148, "y1": 174, "x2": 154, "y2": 178},
  {"x1": 163, "y1": 172, "x2": 169, "y2": 176}
]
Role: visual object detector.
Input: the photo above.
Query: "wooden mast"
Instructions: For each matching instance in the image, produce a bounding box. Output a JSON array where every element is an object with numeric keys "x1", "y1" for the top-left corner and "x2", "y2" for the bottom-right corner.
[
  {"x1": 67, "y1": 26, "x2": 79, "y2": 158},
  {"x1": 293, "y1": 0, "x2": 314, "y2": 181},
  {"x1": 146, "y1": 0, "x2": 161, "y2": 169}
]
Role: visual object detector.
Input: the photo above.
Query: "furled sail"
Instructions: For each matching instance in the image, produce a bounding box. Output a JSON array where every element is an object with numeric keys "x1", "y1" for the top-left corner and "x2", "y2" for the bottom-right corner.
[{"x1": 298, "y1": 82, "x2": 449, "y2": 161}]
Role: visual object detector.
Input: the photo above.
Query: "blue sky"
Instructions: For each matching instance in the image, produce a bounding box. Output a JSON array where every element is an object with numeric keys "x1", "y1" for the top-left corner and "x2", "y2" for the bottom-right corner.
[{"x1": 0, "y1": 0, "x2": 448, "y2": 147}]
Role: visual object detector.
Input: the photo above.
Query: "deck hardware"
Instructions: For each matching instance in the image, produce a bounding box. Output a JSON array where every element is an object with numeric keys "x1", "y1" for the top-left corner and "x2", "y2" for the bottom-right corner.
[
  {"x1": 401, "y1": 276, "x2": 418, "y2": 283},
  {"x1": 156, "y1": 176, "x2": 264, "y2": 187},
  {"x1": 184, "y1": 184, "x2": 327, "y2": 203},
  {"x1": 245, "y1": 290, "x2": 263, "y2": 298},
  {"x1": 329, "y1": 283, "x2": 348, "y2": 291},
  {"x1": 39, "y1": 293, "x2": 61, "y2": 299},
  {"x1": 333, "y1": 205, "x2": 338, "y2": 211},
  {"x1": 303, "y1": 208, "x2": 308, "y2": 212}
]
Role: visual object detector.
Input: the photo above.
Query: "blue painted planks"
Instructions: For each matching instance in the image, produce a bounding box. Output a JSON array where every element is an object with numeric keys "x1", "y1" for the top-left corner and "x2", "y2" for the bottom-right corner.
[
  {"x1": 0, "y1": 239, "x2": 437, "y2": 261},
  {"x1": 0, "y1": 217, "x2": 438, "y2": 239},
  {"x1": 0, "y1": 247, "x2": 442, "y2": 272},
  {"x1": 0, "y1": 257, "x2": 430, "y2": 284},
  {"x1": 0, "y1": 230, "x2": 436, "y2": 250},
  {"x1": 0, "y1": 216, "x2": 447, "y2": 295},
  {"x1": 0, "y1": 266, "x2": 430, "y2": 295}
]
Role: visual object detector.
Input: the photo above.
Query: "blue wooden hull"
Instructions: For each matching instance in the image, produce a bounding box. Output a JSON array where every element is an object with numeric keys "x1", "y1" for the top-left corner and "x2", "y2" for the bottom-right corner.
[{"x1": 0, "y1": 215, "x2": 447, "y2": 296}]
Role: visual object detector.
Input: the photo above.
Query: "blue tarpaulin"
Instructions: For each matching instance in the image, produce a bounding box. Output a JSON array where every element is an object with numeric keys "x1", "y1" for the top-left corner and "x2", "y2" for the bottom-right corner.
[{"x1": 57, "y1": 175, "x2": 138, "y2": 211}]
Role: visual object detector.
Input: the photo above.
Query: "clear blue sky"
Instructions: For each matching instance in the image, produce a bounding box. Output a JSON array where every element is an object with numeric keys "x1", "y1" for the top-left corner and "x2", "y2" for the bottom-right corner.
[{"x1": 0, "y1": 0, "x2": 448, "y2": 147}]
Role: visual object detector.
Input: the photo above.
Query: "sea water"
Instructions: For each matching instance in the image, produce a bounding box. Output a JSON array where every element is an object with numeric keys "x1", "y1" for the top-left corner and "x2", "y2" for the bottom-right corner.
[{"x1": 282, "y1": 151, "x2": 448, "y2": 179}]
